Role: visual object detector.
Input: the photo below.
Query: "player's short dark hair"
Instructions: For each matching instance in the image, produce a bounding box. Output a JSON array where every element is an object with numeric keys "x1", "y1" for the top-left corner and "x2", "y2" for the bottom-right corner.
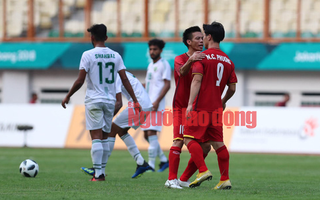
[
  {"x1": 182, "y1": 26, "x2": 202, "y2": 47},
  {"x1": 148, "y1": 38, "x2": 165, "y2": 50},
  {"x1": 87, "y1": 24, "x2": 107, "y2": 41},
  {"x1": 203, "y1": 21, "x2": 225, "y2": 43}
]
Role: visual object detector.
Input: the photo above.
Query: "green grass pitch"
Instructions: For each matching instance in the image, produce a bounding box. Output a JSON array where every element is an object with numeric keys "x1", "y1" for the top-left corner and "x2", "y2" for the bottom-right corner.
[{"x1": 1, "y1": 147, "x2": 320, "y2": 200}]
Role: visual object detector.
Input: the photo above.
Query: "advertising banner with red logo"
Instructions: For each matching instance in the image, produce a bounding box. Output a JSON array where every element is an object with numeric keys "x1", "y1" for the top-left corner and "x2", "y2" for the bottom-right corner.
[{"x1": 229, "y1": 107, "x2": 320, "y2": 154}]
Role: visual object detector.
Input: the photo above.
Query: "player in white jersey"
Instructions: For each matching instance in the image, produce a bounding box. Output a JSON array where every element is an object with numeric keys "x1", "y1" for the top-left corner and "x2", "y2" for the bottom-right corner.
[
  {"x1": 61, "y1": 24, "x2": 141, "y2": 181},
  {"x1": 81, "y1": 71, "x2": 154, "y2": 178},
  {"x1": 142, "y1": 39, "x2": 171, "y2": 172}
]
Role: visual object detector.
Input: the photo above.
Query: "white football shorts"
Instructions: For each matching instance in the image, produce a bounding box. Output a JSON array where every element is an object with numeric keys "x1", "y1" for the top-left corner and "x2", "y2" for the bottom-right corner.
[
  {"x1": 114, "y1": 106, "x2": 152, "y2": 129},
  {"x1": 85, "y1": 102, "x2": 115, "y2": 133},
  {"x1": 140, "y1": 110, "x2": 164, "y2": 132}
]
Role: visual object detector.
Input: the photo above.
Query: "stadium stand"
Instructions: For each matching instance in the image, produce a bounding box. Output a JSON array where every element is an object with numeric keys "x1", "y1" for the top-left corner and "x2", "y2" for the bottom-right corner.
[
  {"x1": 209, "y1": 0, "x2": 237, "y2": 38},
  {"x1": 1, "y1": 0, "x2": 320, "y2": 39},
  {"x1": 2, "y1": 0, "x2": 320, "y2": 107}
]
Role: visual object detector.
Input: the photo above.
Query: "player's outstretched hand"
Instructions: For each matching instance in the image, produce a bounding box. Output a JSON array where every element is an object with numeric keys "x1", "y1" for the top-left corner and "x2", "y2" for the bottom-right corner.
[
  {"x1": 190, "y1": 51, "x2": 206, "y2": 62},
  {"x1": 61, "y1": 96, "x2": 70, "y2": 109}
]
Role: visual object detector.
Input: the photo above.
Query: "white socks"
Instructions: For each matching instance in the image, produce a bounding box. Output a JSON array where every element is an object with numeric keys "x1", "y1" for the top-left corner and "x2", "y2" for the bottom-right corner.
[
  {"x1": 148, "y1": 135, "x2": 160, "y2": 169},
  {"x1": 121, "y1": 133, "x2": 144, "y2": 165},
  {"x1": 101, "y1": 139, "x2": 109, "y2": 175},
  {"x1": 107, "y1": 137, "x2": 116, "y2": 158},
  {"x1": 91, "y1": 139, "x2": 103, "y2": 178},
  {"x1": 158, "y1": 145, "x2": 168, "y2": 163}
]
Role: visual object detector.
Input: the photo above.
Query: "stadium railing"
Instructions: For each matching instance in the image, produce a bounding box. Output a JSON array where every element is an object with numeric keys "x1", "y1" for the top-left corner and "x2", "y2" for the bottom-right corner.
[{"x1": 1, "y1": 0, "x2": 320, "y2": 43}]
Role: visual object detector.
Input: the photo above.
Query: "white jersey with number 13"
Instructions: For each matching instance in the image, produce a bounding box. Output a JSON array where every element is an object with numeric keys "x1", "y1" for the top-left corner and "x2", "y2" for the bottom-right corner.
[{"x1": 79, "y1": 47, "x2": 126, "y2": 104}]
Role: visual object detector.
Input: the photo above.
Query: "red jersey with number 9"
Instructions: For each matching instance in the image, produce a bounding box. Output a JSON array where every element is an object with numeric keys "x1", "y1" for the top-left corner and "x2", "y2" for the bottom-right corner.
[{"x1": 192, "y1": 48, "x2": 237, "y2": 111}]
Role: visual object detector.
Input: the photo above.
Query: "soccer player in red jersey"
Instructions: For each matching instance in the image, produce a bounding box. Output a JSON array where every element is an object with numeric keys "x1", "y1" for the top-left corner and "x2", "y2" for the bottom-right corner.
[
  {"x1": 184, "y1": 21, "x2": 237, "y2": 189},
  {"x1": 164, "y1": 26, "x2": 211, "y2": 189}
]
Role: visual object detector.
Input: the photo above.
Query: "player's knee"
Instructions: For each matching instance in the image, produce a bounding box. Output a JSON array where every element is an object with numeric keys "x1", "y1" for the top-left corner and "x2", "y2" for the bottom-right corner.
[
  {"x1": 201, "y1": 142, "x2": 211, "y2": 154},
  {"x1": 102, "y1": 131, "x2": 109, "y2": 139},
  {"x1": 211, "y1": 141, "x2": 225, "y2": 151},
  {"x1": 144, "y1": 132, "x2": 149, "y2": 142},
  {"x1": 117, "y1": 128, "x2": 128, "y2": 137},
  {"x1": 108, "y1": 131, "x2": 117, "y2": 137},
  {"x1": 147, "y1": 130, "x2": 157, "y2": 136},
  {"x1": 172, "y1": 139, "x2": 184, "y2": 148},
  {"x1": 183, "y1": 137, "x2": 192, "y2": 146}
]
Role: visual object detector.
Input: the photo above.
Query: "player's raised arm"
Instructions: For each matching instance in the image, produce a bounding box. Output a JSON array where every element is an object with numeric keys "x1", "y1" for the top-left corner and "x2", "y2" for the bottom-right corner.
[{"x1": 179, "y1": 52, "x2": 205, "y2": 76}]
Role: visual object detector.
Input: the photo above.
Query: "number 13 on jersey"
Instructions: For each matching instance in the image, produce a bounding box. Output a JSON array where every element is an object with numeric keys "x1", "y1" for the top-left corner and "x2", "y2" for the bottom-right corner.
[{"x1": 98, "y1": 62, "x2": 115, "y2": 84}]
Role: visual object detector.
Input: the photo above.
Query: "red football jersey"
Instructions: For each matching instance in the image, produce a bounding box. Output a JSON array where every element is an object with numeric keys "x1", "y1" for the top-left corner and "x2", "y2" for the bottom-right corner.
[
  {"x1": 173, "y1": 53, "x2": 193, "y2": 109},
  {"x1": 192, "y1": 48, "x2": 237, "y2": 111}
]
